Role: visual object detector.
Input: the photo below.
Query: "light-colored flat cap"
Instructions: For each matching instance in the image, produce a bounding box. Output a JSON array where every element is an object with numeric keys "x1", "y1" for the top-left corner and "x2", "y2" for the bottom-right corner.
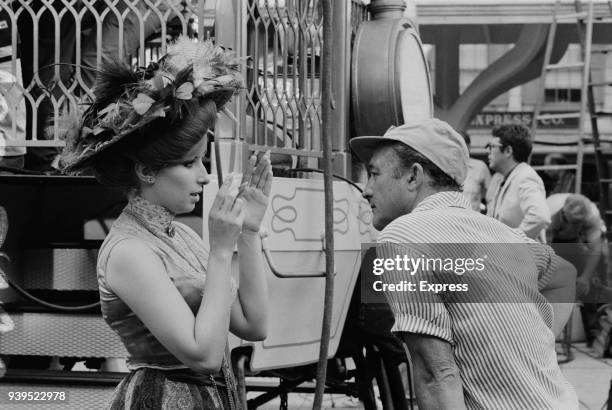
[{"x1": 350, "y1": 118, "x2": 469, "y2": 185}]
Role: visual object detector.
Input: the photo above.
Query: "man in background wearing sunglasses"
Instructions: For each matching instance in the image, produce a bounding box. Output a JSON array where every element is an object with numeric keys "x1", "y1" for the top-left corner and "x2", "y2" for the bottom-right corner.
[{"x1": 486, "y1": 124, "x2": 551, "y2": 241}]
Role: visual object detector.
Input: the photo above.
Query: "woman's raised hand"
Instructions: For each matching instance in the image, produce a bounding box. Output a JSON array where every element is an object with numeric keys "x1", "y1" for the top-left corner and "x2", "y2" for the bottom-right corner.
[
  {"x1": 239, "y1": 151, "x2": 273, "y2": 232},
  {"x1": 208, "y1": 174, "x2": 245, "y2": 253}
]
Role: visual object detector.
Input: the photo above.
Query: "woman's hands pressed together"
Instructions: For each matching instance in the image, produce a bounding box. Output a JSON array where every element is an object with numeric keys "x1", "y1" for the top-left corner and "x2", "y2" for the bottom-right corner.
[
  {"x1": 238, "y1": 151, "x2": 273, "y2": 232},
  {"x1": 229, "y1": 152, "x2": 273, "y2": 341},
  {"x1": 208, "y1": 150, "x2": 272, "y2": 252},
  {"x1": 208, "y1": 174, "x2": 246, "y2": 254}
]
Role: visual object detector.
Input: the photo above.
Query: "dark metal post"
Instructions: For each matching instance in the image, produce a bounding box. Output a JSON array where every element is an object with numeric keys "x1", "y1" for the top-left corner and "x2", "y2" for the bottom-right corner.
[
  {"x1": 233, "y1": 354, "x2": 248, "y2": 410},
  {"x1": 330, "y1": 0, "x2": 351, "y2": 177},
  {"x1": 312, "y1": 0, "x2": 335, "y2": 408}
]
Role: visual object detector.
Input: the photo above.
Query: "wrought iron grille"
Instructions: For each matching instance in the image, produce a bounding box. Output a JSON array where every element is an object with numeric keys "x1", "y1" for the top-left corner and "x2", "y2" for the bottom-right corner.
[
  {"x1": 244, "y1": 0, "x2": 368, "y2": 164},
  {"x1": 0, "y1": 0, "x2": 369, "y2": 159},
  {"x1": 245, "y1": 0, "x2": 323, "y2": 160},
  {"x1": 0, "y1": 0, "x2": 207, "y2": 149}
]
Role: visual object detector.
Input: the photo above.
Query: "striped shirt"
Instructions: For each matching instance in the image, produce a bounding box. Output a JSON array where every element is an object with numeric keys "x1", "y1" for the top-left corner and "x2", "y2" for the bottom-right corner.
[{"x1": 377, "y1": 191, "x2": 578, "y2": 409}]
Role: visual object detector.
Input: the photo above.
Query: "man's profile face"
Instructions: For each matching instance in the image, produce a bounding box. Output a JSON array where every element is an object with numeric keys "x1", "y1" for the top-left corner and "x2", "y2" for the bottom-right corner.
[
  {"x1": 362, "y1": 145, "x2": 411, "y2": 231},
  {"x1": 486, "y1": 137, "x2": 507, "y2": 172}
]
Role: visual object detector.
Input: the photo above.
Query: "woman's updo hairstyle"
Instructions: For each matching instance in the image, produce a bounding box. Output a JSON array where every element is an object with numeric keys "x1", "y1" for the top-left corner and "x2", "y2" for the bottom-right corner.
[{"x1": 92, "y1": 98, "x2": 217, "y2": 190}]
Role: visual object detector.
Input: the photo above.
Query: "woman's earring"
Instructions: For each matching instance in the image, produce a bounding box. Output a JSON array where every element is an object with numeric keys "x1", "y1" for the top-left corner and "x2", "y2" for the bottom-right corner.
[{"x1": 146, "y1": 177, "x2": 154, "y2": 184}]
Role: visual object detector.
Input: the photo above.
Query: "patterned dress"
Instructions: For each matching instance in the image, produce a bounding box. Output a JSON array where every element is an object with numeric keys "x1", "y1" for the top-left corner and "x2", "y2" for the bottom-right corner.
[{"x1": 97, "y1": 195, "x2": 240, "y2": 409}]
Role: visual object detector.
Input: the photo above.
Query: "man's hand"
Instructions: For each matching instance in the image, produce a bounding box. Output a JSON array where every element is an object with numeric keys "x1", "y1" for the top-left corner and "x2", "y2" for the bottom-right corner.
[
  {"x1": 576, "y1": 275, "x2": 591, "y2": 299},
  {"x1": 399, "y1": 332, "x2": 467, "y2": 410},
  {"x1": 541, "y1": 255, "x2": 577, "y2": 335}
]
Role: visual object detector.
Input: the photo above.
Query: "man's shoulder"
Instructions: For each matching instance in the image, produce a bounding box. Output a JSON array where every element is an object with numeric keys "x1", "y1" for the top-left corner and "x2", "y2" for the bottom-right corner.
[
  {"x1": 469, "y1": 158, "x2": 488, "y2": 169},
  {"x1": 508, "y1": 163, "x2": 546, "y2": 190},
  {"x1": 517, "y1": 162, "x2": 544, "y2": 181},
  {"x1": 489, "y1": 172, "x2": 504, "y2": 190},
  {"x1": 379, "y1": 208, "x2": 475, "y2": 242},
  {"x1": 380, "y1": 211, "x2": 529, "y2": 245},
  {"x1": 469, "y1": 159, "x2": 491, "y2": 177},
  {"x1": 379, "y1": 212, "x2": 435, "y2": 242},
  {"x1": 585, "y1": 202, "x2": 603, "y2": 231},
  {"x1": 546, "y1": 193, "x2": 568, "y2": 216}
]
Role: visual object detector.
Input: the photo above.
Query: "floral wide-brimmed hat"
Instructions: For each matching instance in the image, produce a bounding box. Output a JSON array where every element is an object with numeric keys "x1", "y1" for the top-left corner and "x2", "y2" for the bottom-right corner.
[{"x1": 59, "y1": 36, "x2": 244, "y2": 173}]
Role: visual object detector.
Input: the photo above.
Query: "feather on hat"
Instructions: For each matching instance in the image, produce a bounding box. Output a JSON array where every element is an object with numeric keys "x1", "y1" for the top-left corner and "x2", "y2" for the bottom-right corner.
[{"x1": 59, "y1": 36, "x2": 243, "y2": 173}]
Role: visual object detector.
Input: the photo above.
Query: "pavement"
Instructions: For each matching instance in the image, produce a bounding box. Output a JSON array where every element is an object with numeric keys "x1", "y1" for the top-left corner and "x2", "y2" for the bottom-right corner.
[{"x1": 561, "y1": 343, "x2": 612, "y2": 410}]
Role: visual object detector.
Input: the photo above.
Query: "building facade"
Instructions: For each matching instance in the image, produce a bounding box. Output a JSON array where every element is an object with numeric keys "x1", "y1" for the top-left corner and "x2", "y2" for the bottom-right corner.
[{"x1": 415, "y1": 0, "x2": 612, "y2": 160}]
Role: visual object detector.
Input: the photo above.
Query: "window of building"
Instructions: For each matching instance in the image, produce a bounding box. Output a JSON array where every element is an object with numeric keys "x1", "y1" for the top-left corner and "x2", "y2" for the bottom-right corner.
[
  {"x1": 541, "y1": 44, "x2": 582, "y2": 106},
  {"x1": 544, "y1": 88, "x2": 581, "y2": 103},
  {"x1": 460, "y1": 44, "x2": 513, "y2": 109},
  {"x1": 459, "y1": 44, "x2": 488, "y2": 93}
]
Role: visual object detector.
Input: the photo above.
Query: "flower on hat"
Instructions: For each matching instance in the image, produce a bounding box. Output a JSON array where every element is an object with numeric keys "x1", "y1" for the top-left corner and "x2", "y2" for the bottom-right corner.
[
  {"x1": 175, "y1": 82, "x2": 194, "y2": 100},
  {"x1": 58, "y1": 36, "x2": 244, "y2": 173},
  {"x1": 132, "y1": 93, "x2": 157, "y2": 115}
]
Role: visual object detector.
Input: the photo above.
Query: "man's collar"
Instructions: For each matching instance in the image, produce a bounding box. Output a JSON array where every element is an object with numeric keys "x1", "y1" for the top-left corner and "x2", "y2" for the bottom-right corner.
[
  {"x1": 412, "y1": 191, "x2": 471, "y2": 213},
  {"x1": 502, "y1": 161, "x2": 522, "y2": 179}
]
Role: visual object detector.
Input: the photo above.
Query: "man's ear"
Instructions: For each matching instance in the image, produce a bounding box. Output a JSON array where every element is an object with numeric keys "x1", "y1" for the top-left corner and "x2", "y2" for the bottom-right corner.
[
  {"x1": 406, "y1": 163, "x2": 424, "y2": 189},
  {"x1": 504, "y1": 145, "x2": 513, "y2": 158},
  {"x1": 134, "y1": 163, "x2": 156, "y2": 185}
]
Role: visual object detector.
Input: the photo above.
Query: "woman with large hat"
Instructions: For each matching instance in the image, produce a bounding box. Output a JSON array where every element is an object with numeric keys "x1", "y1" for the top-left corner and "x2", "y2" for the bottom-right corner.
[{"x1": 61, "y1": 37, "x2": 271, "y2": 409}]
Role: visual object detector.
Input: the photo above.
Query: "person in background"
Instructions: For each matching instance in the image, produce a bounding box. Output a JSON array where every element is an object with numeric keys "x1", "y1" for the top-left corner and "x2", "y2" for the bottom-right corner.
[
  {"x1": 15, "y1": 0, "x2": 74, "y2": 171},
  {"x1": 541, "y1": 153, "x2": 576, "y2": 195},
  {"x1": 15, "y1": 0, "x2": 185, "y2": 172},
  {"x1": 546, "y1": 193, "x2": 612, "y2": 347},
  {"x1": 0, "y1": 68, "x2": 26, "y2": 170},
  {"x1": 79, "y1": 0, "x2": 184, "y2": 89},
  {"x1": 486, "y1": 123, "x2": 551, "y2": 241},
  {"x1": 0, "y1": 6, "x2": 26, "y2": 170},
  {"x1": 459, "y1": 130, "x2": 490, "y2": 212},
  {"x1": 351, "y1": 118, "x2": 577, "y2": 409},
  {"x1": 61, "y1": 37, "x2": 270, "y2": 409},
  {"x1": 547, "y1": 193, "x2": 605, "y2": 298}
]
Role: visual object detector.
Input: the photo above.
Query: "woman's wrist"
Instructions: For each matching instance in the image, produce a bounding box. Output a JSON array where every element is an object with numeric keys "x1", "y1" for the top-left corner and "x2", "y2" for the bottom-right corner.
[
  {"x1": 241, "y1": 227, "x2": 260, "y2": 235},
  {"x1": 208, "y1": 244, "x2": 235, "y2": 260}
]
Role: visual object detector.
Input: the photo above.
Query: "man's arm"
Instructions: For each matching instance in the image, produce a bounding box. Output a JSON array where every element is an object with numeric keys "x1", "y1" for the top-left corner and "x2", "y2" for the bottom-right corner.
[
  {"x1": 480, "y1": 163, "x2": 492, "y2": 212},
  {"x1": 545, "y1": 211, "x2": 561, "y2": 244},
  {"x1": 577, "y1": 213, "x2": 604, "y2": 296},
  {"x1": 518, "y1": 174, "x2": 551, "y2": 239},
  {"x1": 540, "y1": 254, "x2": 577, "y2": 335},
  {"x1": 481, "y1": 161, "x2": 492, "y2": 192},
  {"x1": 545, "y1": 219, "x2": 555, "y2": 244},
  {"x1": 545, "y1": 195, "x2": 565, "y2": 244},
  {"x1": 486, "y1": 173, "x2": 503, "y2": 217},
  {"x1": 400, "y1": 332, "x2": 467, "y2": 410}
]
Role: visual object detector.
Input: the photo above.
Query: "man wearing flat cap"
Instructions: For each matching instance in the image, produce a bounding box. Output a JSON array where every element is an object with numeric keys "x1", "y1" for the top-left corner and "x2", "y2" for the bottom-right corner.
[{"x1": 351, "y1": 118, "x2": 578, "y2": 409}]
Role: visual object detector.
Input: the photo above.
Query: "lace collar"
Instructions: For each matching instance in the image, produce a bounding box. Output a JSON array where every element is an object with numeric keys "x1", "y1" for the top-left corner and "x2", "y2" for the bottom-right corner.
[{"x1": 124, "y1": 195, "x2": 177, "y2": 237}]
